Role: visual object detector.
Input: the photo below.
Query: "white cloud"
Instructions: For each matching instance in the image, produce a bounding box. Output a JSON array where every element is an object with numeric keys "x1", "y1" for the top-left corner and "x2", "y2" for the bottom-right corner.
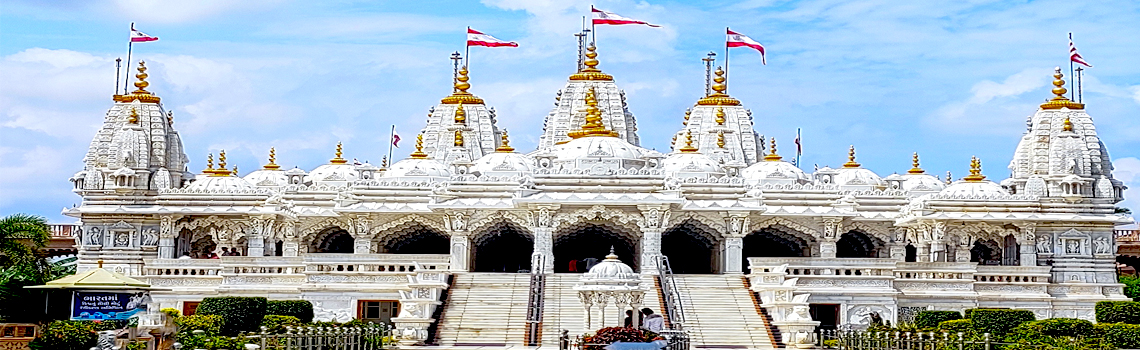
[
  {"x1": 108, "y1": 0, "x2": 285, "y2": 23},
  {"x1": 1113, "y1": 157, "x2": 1140, "y2": 214},
  {"x1": 926, "y1": 67, "x2": 1050, "y2": 135}
]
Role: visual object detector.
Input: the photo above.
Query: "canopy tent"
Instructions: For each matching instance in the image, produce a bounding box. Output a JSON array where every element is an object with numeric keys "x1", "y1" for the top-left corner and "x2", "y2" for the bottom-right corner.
[{"x1": 25, "y1": 265, "x2": 159, "y2": 290}]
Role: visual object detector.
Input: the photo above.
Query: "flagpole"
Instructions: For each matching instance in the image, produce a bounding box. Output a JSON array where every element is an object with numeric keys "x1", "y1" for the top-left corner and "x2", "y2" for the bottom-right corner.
[
  {"x1": 590, "y1": 6, "x2": 597, "y2": 47},
  {"x1": 795, "y1": 128, "x2": 802, "y2": 168},
  {"x1": 724, "y1": 27, "x2": 730, "y2": 95},
  {"x1": 124, "y1": 23, "x2": 134, "y2": 92},
  {"x1": 1076, "y1": 67, "x2": 1084, "y2": 103},
  {"x1": 114, "y1": 57, "x2": 122, "y2": 95},
  {"x1": 388, "y1": 125, "x2": 396, "y2": 165},
  {"x1": 465, "y1": 26, "x2": 472, "y2": 72},
  {"x1": 1069, "y1": 33, "x2": 1075, "y2": 100}
]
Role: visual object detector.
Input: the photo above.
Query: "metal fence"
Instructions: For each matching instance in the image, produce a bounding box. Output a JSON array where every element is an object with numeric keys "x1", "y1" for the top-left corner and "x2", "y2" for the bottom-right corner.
[
  {"x1": 820, "y1": 330, "x2": 1003, "y2": 350},
  {"x1": 558, "y1": 329, "x2": 690, "y2": 350},
  {"x1": 526, "y1": 254, "x2": 548, "y2": 346},
  {"x1": 656, "y1": 256, "x2": 685, "y2": 330},
  {"x1": 175, "y1": 324, "x2": 395, "y2": 350}
]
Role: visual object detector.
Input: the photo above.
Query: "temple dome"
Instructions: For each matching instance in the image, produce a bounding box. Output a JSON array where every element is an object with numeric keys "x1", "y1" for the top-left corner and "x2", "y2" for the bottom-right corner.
[
  {"x1": 385, "y1": 158, "x2": 451, "y2": 179},
  {"x1": 902, "y1": 174, "x2": 945, "y2": 192},
  {"x1": 187, "y1": 174, "x2": 254, "y2": 191},
  {"x1": 472, "y1": 152, "x2": 535, "y2": 176},
  {"x1": 307, "y1": 163, "x2": 358, "y2": 183},
  {"x1": 940, "y1": 180, "x2": 1008, "y2": 197},
  {"x1": 583, "y1": 250, "x2": 638, "y2": 280},
  {"x1": 662, "y1": 152, "x2": 723, "y2": 176},
  {"x1": 742, "y1": 160, "x2": 809, "y2": 184},
  {"x1": 244, "y1": 169, "x2": 287, "y2": 187},
  {"x1": 834, "y1": 168, "x2": 883, "y2": 187},
  {"x1": 552, "y1": 136, "x2": 652, "y2": 161}
]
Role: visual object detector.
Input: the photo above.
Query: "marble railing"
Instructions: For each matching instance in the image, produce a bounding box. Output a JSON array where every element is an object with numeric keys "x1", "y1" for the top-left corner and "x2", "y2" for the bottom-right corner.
[
  {"x1": 143, "y1": 259, "x2": 224, "y2": 276},
  {"x1": 973, "y1": 265, "x2": 1051, "y2": 283},
  {"x1": 303, "y1": 254, "x2": 450, "y2": 273},
  {"x1": 894, "y1": 262, "x2": 976, "y2": 280},
  {"x1": 141, "y1": 254, "x2": 451, "y2": 289},
  {"x1": 748, "y1": 257, "x2": 897, "y2": 289}
]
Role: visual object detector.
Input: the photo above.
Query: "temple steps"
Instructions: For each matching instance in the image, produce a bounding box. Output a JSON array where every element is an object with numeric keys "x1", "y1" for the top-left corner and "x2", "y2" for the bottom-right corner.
[
  {"x1": 673, "y1": 274, "x2": 776, "y2": 349},
  {"x1": 434, "y1": 273, "x2": 532, "y2": 346}
]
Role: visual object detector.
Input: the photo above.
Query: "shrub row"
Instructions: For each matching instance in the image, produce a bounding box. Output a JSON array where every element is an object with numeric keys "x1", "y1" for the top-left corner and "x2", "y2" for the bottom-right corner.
[
  {"x1": 196, "y1": 297, "x2": 267, "y2": 335},
  {"x1": 267, "y1": 300, "x2": 314, "y2": 323},
  {"x1": 915, "y1": 310, "x2": 961, "y2": 329},
  {"x1": 1096, "y1": 300, "x2": 1140, "y2": 324},
  {"x1": 964, "y1": 308, "x2": 1035, "y2": 336},
  {"x1": 29, "y1": 320, "x2": 124, "y2": 350}
]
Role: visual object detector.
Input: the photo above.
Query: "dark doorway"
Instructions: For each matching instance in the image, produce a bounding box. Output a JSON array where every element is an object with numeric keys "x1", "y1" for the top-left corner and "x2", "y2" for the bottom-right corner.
[
  {"x1": 662, "y1": 221, "x2": 717, "y2": 274},
  {"x1": 837, "y1": 231, "x2": 878, "y2": 258},
  {"x1": 473, "y1": 223, "x2": 533, "y2": 272},
  {"x1": 971, "y1": 240, "x2": 1002, "y2": 265},
  {"x1": 1002, "y1": 234, "x2": 1020, "y2": 266},
  {"x1": 275, "y1": 240, "x2": 284, "y2": 256},
  {"x1": 810, "y1": 304, "x2": 840, "y2": 331},
  {"x1": 313, "y1": 228, "x2": 353, "y2": 253},
  {"x1": 741, "y1": 227, "x2": 809, "y2": 268},
  {"x1": 383, "y1": 224, "x2": 449, "y2": 254},
  {"x1": 554, "y1": 224, "x2": 637, "y2": 273},
  {"x1": 905, "y1": 244, "x2": 917, "y2": 262}
]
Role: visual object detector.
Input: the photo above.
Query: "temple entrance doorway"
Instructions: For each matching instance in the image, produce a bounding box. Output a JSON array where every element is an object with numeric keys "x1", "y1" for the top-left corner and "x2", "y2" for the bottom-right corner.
[
  {"x1": 741, "y1": 226, "x2": 812, "y2": 269},
  {"x1": 554, "y1": 223, "x2": 638, "y2": 273},
  {"x1": 836, "y1": 231, "x2": 882, "y2": 258},
  {"x1": 379, "y1": 223, "x2": 449, "y2": 254},
  {"x1": 472, "y1": 222, "x2": 533, "y2": 272},
  {"x1": 312, "y1": 227, "x2": 353, "y2": 253},
  {"x1": 662, "y1": 220, "x2": 718, "y2": 274}
]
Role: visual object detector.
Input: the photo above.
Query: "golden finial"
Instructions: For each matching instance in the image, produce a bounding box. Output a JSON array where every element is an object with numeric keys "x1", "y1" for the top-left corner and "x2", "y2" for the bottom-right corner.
[
  {"x1": 679, "y1": 130, "x2": 699, "y2": 153},
  {"x1": 132, "y1": 61, "x2": 150, "y2": 94},
  {"x1": 569, "y1": 45, "x2": 614, "y2": 81},
  {"x1": 204, "y1": 153, "x2": 215, "y2": 172},
  {"x1": 441, "y1": 65, "x2": 485, "y2": 104},
  {"x1": 128, "y1": 107, "x2": 139, "y2": 124},
  {"x1": 715, "y1": 107, "x2": 726, "y2": 125},
  {"x1": 263, "y1": 148, "x2": 280, "y2": 170},
  {"x1": 218, "y1": 150, "x2": 228, "y2": 169},
  {"x1": 1062, "y1": 116, "x2": 1073, "y2": 132},
  {"x1": 908, "y1": 152, "x2": 924, "y2": 174},
  {"x1": 113, "y1": 60, "x2": 160, "y2": 103},
  {"x1": 764, "y1": 138, "x2": 783, "y2": 161},
  {"x1": 1040, "y1": 67, "x2": 1084, "y2": 110},
  {"x1": 696, "y1": 66, "x2": 740, "y2": 106},
  {"x1": 454, "y1": 130, "x2": 464, "y2": 146},
  {"x1": 232, "y1": 165, "x2": 239, "y2": 176},
  {"x1": 717, "y1": 131, "x2": 726, "y2": 148},
  {"x1": 167, "y1": 111, "x2": 173, "y2": 125},
  {"x1": 496, "y1": 129, "x2": 515, "y2": 152},
  {"x1": 683, "y1": 109, "x2": 691, "y2": 126},
  {"x1": 963, "y1": 156, "x2": 986, "y2": 182},
  {"x1": 671, "y1": 134, "x2": 678, "y2": 149},
  {"x1": 454, "y1": 102, "x2": 466, "y2": 124},
  {"x1": 206, "y1": 150, "x2": 232, "y2": 177},
  {"x1": 330, "y1": 142, "x2": 347, "y2": 164},
  {"x1": 381, "y1": 156, "x2": 389, "y2": 168},
  {"x1": 410, "y1": 134, "x2": 429, "y2": 159},
  {"x1": 711, "y1": 67, "x2": 726, "y2": 94},
  {"x1": 945, "y1": 171, "x2": 952, "y2": 184},
  {"x1": 568, "y1": 87, "x2": 620, "y2": 139},
  {"x1": 842, "y1": 145, "x2": 861, "y2": 168},
  {"x1": 456, "y1": 66, "x2": 471, "y2": 93}
]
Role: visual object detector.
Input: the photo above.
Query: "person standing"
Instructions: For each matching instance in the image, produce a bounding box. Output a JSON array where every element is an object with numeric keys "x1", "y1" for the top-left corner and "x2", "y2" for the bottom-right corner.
[{"x1": 641, "y1": 308, "x2": 664, "y2": 332}]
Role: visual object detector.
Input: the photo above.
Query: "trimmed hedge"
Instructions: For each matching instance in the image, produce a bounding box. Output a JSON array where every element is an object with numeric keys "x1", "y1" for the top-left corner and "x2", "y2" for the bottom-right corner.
[
  {"x1": 174, "y1": 314, "x2": 223, "y2": 336},
  {"x1": 915, "y1": 310, "x2": 962, "y2": 329},
  {"x1": 261, "y1": 315, "x2": 301, "y2": 334},
  {"x1": 1097, "y1": 323, "x2": 1140, "y2": 348},
  {"x1": 29, "y1": 320, "x2": 123, "y2": 350},
  {"x1": 1121, "y1": 275, "x2": 1140, "y2": 301},
  {"x1": 938, "y1": 319, "x2": 972, "y2": 334},
  {"x1": 1096, "y1": 300, "x2": 1140, "y2": 324},
  {"x1": 964, "y1": 308, "x2": 1035, "y2": 336},
  {"x1": 1023, "y1": 318, "x2": 1093, "y2": 337},
  {"x1": 195, "y1": 297, "x2": 267, "y2": 335},
  {"x1": 267, "y1": 300, "x2": 314, "y2": 323}
]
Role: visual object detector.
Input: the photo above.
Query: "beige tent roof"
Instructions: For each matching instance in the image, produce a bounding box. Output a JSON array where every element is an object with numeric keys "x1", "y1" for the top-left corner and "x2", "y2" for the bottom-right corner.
[{"x1": 26, "y1": 267, "x2": 152, "y2": 290}]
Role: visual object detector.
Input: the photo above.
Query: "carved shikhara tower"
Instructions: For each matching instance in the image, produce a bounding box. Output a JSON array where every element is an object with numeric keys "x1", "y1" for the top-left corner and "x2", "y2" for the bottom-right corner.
[{"x1": 65, "y1": 54, "x2": 1128, "y2": 340}]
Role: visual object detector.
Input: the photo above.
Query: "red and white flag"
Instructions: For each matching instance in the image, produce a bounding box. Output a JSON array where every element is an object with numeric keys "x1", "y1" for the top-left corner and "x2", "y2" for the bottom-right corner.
[
  {"x1": 130, "y1": 23, "x2": 158, "y2": 43},
  {"x1": 392, "y1": 132, "x2": 402, "y2": 148},
  {"x1": 591, "y1": 7, "x2": 661, "y2": 27},
  {"x1": 1069, "y1": 36, "x2": 1091, "y2": 68},
  {"x1": 727, "y1": 28, "x2": 766, "y2": 65},
  {"x1": 467, "y1": 28, "x2": 518, "y2": 47}
]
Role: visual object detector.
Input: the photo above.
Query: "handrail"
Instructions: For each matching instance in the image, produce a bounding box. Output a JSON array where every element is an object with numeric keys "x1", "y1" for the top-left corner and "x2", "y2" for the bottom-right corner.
[
  {"x1": 656, "y1": 255, "x2": 685, "y2": 330},
  {"x1": 525, "y1": 253, "x2": 547, "y2": 346}
]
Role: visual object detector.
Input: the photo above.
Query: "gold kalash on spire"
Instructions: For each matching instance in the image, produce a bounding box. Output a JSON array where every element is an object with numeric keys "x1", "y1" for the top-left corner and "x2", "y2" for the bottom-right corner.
[
  {"x1": 678, "y1": 130, "x2": 700, "y2": 153},
  {"x1": 496, "y1": 130, "x2": 516, "y2": 153},
  {"x1": 442, "y1": 66, "x2": 485, "y2": 105},
  {"x1": 567, "y1": 87, "x2": 620, "y2": 139},
  {"x1": 329, "y1": 142, "x2": 348, "y2": 164},
  {"x1": 697, "y1": 66, "x2": 741, "y2": 106},
  {"x1": 962, "y1": 156, "x2": 987, "y2": 182},
  {"x1": 843, "y1": 145, "x2": 861, "y2": 168},
  {"x1": 409, "y1": 134, "x2": 430, "y2": 159},
  {"x1": 203, "y1": 150, "x2": 234, "y2": 177},
  {"x1": 262, "y1": 148, "x2": 281, "y2": 170},
  {"x1": 908, "y1": 152, "x2": 925, "y2": 174},
  {"x1": 1040, "y1": 67, "x2": 1084, "y2": 110},
  {"x1": 569, "y1": 45, "x2": 614, "y2": 81},
  {"x1": 113, "y1": 61, "x2": 161, "y2": 103},
  {"x1": 763, "y1": 138, "x2": 783, "y2": 161}
]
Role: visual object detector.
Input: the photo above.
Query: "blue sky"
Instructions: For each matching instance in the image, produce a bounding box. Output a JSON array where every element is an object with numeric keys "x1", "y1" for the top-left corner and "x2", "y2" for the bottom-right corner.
[{"x1": 2, "y1": 0, "x2": 1139, "y2": 222}]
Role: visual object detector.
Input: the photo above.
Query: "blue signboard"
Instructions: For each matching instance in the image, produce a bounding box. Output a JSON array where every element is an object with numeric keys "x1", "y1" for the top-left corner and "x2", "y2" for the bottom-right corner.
[{"x1": 71, "y1": 291, "x2": 148, "y2": 321}]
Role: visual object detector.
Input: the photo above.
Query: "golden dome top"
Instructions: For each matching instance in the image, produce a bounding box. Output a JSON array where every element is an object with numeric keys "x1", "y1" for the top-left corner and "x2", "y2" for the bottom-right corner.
[
  {"x1": 569, "y1": 45, "x2": 614, "y2": 81},
  {"x1": 330, "y1": 142, "x2": 348, "y2": 164},
  {"x1": 442, "y1": 66, "x2": 485, "y2": 104},
  {"x1": 697, "y1": 66, "x2": 740, "y2": 106},
  {"x1": 454, "y1": 130, "x2": 464, "y2": 146},
  {"x1": 496, "y1": 129, "x2": 516, "y2": 153},
  {"x1": 204, "y1": 150, "x2": 233, "y2": 177},
  {"x1": 409, "y1": 134, "x2": 429, "y2": 159},
  {"x1": 127, "y1": 107, "x2": 139, "y2": 124},
  {"x1": 842, "y1": 145, "x2": 861, "y2": 168},
  {"x1": 678, "y1": 130, "x2": 699, "y2": 153},
  {"x1": 381, "y1": 156, "x2": 389, "y2": 168},
  {"x1": 1040, "y1": 67, "x2": 1084, "y2": 110},
  {"x1": 567, "y1": 87, "x2": 620, "y2": 139},
  {"x1": 1062, "y1": 116, "x2": 1074, "y2": 132},
  {"x1": 907, "y1": 152, "x2": 924, "y2": 174},
  {"x1": 113, "y1": 61, "x2": 161, "y2": 103},
  {"x1": 716, "y1": 131, "x2": 726, "y2": 148},
  {"x1": 683, "y1": 109, "x2": 691, "y2": 126},
  {"x1": 962, "y1": 156, "x2": 986, "y2": 182},
  {"x1": 763, "y1": 138, "x2": 783, "y2": 162},
  {"x1": 263, "y1": 147, "x2": 281, "y2": 170},
  {"x1": 454, "y1": 102, "x2": 467, "y2": 124},
  {"x1": 715, "y1": 107, "x2": 726, "y2": 125},
  {"x1": 945, "y1": 171, "x2": 953, "y2": 184}
]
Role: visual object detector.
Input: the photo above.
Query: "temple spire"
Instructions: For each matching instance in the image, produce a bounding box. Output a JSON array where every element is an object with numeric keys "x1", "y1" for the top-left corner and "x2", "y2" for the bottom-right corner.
[
  {"x1": 330, "y1": 142, "x2": 348, "y2": 164},
  {"x1": 496, "y1": 129, "x2": 516, "y2": 153},
  {"x1": 763, "y1": 138, "x2": 783, "y2": 161},
  {"x1": 442, "y1": 65, "x2": 484, "y2": 104},
  {"x1": 263, "y1": 148, "x2": 281, "y2": 170},
  {"x1": 113, "y1": 60, "x2": 160, "y2": 103},
  {"x1": 697, "y1": 66, "x2": 740, "y2": 106},
  {"x1": 963, "y1": 156, "x2": 986, "y2": 182},
  {"x1": 842, "y1": 145, "x2": 861, "y2": 168},
  {"x1": 569, "y1": 45, "x2": 614, "y2": 81},
  {"x1": 1040, "y1": 67, "x2": 1084, "y2": 110},
  {"x1": 908, "y1": 152, "x2": 924, "y2": 174}
]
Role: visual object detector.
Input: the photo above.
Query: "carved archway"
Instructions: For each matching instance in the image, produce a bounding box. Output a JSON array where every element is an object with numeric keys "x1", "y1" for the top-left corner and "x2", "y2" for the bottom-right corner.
[
  {"x1": 176, "y1": 227, "x2": 218, "y2": 258},
  {"x1": 472, "y1": 220, "x2": 534, "y2": 272},
  {"x1": 376, "y1": 222, "x2": 449, "y2": 254},
  {"x1": 662, "y1": 219, "x2": 720, "y2": 274},
  {"x1": 742, "y1": 224, "x2": 814, "y2": 267},
  {"x1": 554, "y1": 221, "x2": 639, "y2": 273},
  {"x1": 837, "y1": 230, "x2": 884, "y2": 258},
  {"x1": 311, "y1": 227, "x2": 353, "y2": 253},
  {"x1": 971, "y1": 239, "x2": 1002, "y2": 265}
]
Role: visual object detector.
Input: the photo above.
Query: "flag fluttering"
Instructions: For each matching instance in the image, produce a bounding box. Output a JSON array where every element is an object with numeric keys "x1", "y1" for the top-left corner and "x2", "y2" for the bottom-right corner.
[
  {"x1": 392, "y1": 132, "x2": 402, "y2": 148},
  {"x1": 726, "y1": 28, "x2": 765, "y2": 65},
  {"x1": 130, "y1": 24, "x2": 158, "y2": 43},
  {"x1": 1069, "y1": 36, "x2": 1091, "y2": 68},
  {"x1": 467, "y1": 28, "x2": 518, "y2": 47},
  {"x1": 591, "y1": 6, "x2": 661, "y2": 27}
]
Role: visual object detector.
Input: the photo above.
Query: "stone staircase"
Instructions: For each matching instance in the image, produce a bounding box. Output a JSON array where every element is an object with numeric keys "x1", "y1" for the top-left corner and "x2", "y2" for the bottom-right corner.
[
  {"x1": 540, "y1": 274, "x2": 663, "y2": 344},
  {"x1": 434, "y1": 273, "x2": 531, "y2": 346},
  {"x1": 673, "y1": 274, "x2": 777, "y2": 349}
]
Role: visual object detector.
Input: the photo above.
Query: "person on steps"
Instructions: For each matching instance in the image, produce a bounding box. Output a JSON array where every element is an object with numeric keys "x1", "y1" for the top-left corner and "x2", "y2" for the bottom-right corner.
[{"x1": 642, "y1": 308, "x2": 664, "y2": 332}]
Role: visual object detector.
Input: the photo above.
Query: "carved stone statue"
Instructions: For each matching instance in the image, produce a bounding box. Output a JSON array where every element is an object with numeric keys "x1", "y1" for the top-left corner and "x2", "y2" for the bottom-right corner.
[
  {"x1": 1094, "y1": 236, "x2": 1111, "y2": 255},
  {"x1": 141, "y1": 229, "x2": 158, "y2": 246},
  {"x1": 1036, "y1": 235, "x2": 1052, "y2": 253},
  {"x1": 86, "y1": 227, "x2": 102, "y2": 245},
  {"x1": 1066, "y1": 239, "x2": 1081, "y2": 254}
]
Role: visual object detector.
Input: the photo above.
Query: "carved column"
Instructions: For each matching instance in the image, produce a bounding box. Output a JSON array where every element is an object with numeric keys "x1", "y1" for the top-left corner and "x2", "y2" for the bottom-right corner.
[
  {"x1": 929, "y1": 222, "x2": 947, "y2": 262},
  {"x1": 819, "y1": 218, "x2": 843, "y2": 259},
  {"x1": 531, "y1": 205, "x2": 558, "y2": 274},
  {"x1": 282, "y1": 221, "x2": 300, "y2": 257},
  {"x1": 248, "y1": 216, "x2": 274, "y2": 257},
  {"x1": 444, "y1": 212, "x2": 471, "y2": 272},
  {"x1": 158, "y1": 215, "x2": 177, "y2": 259},
  {"x1": 638, "y1": 205, "x2": 669, "y2": 274},
  {"x1": 723, "y1": 212, "x2": 749, "y2": 274},
  {"x1": 351, "y1": 215, "x2": 374, "y2": 254},
  {"x1": 1019, "y1": 223, "x2": 1038, "y2": 266}
]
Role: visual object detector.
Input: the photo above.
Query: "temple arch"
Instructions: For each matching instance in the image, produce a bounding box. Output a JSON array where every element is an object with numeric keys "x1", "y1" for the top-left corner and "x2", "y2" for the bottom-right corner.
[
  {"x1": 310, "y1": 227, "x2": 353, "y2": 253},
  {"x1": 554, "y1": 221, "x2": 639, "y2": 273},
  {"x1": 662, "y1": 219, "x2": 720, "y2": 274},
  {"x1": 837, "y1": 230, "x2": 884, "y2": 258},
  {"x1": 376, "y1": 222, "x2": 449, "y2": 254},
  {"x1": 742, "y1": 224, "x2": 814, "y2": 267},
  {"x1": 471, "y1": 220, "x2": 534, "y2": 272},
  {"x1": 175, "y1": 228, "x2": 217, "y2": 258}
]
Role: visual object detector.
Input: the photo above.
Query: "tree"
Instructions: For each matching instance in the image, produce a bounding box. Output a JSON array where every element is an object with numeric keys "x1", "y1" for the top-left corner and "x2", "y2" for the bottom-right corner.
[
  {"x1": 0, "y1": 214, "x2": 69, "y2": 322},
  {"x1": 0, "y1": 213, "x2": 50, "y2": 267}
]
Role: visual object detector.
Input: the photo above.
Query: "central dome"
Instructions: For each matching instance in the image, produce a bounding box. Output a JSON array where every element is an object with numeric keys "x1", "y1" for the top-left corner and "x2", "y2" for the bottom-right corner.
[{"x1": 584, "y1": 250, "x2": 638, "y2": 280}]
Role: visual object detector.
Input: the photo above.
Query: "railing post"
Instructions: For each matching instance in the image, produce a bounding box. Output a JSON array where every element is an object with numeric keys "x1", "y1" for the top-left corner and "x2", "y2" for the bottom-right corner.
[{"x1": 983, "y1": 333, "x2": 991, "y2": 350}]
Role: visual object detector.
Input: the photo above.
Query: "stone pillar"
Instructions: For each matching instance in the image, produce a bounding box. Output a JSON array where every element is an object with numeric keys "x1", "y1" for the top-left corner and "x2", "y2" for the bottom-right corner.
[
  {"x1": 247, "y1": 236, "x2": 265, "y2": 257},
  {"x1": 955, "y1": 245, "x2": 972, "y2": 262},
  {"x1": 819, "y1": 218, "x2": 842, "y2": 259},
  {"x1": 248, "y1": 216, "x2": 275, "y2": 257},
  {"x1": 282, "y1": 221, "x2": 301, "y2": 257},
  {"x1": 450, "y1": 233, "x2": 470, "y2": 272},
  {"x1": 638, "y1": 205, "x2": 669, "y2": 274},
  {"x1": 1019, "y1": 223, "x2": 1038, "y2": 266},
  {"x1": 916, "y1": 245, "x2": 930, "y2": 262},
  {"x1": 724, "y1": 235, "x2": 744, "y2": 273},
  {"x1": 889, "y1": 243, "x2": 907, "y2": 261},
  {"x1": 531, "y1": 205, "x2": 558, "y2": 274},
  {"x1": 819, "y1": 240, "x2": 837, "y2": 259},
  {"x1": 158, "y1": 215, "x2": 177, "y2": 259},
  {"x1": 929, "y1": 242, "x2": 946, "y2": 262}
]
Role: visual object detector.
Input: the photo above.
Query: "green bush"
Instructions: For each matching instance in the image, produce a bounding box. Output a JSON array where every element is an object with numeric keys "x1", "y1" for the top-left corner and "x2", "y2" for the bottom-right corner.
[
  {"x1": 915, "y1": 310, "x2": 962, "y2": 329},
  {"x1": 1096, "y1": 300, "x2": 1140, "y2": 324},
  {"x1": 196, "y1": 296, "x2": 267, "y2": 335},
  {"x1": 160, "y1": 307, "x2": 181, "y2": 318},
  {"x1": 174, "y1": 314, "x2": 223, "y2": 336},
  {"x1": 267, "y1": 300, "x2": 314, "y2": 323},
  {"x1": 261, "y1": 315, "x2": 301, "y2": 334},
  {"x1": 1121, "y1": 275, "x2": 1140, "y2": 301},
  {"x1": 938, "y1": 319, "x2": 973, "y2": 334},
  {"x1": 29, "y1": 320, "x2": 123, "y2": 350},
  {"x1": 1097, "y1": 323, "x2": 1140, "y2": 348},
  {"x1": 1023, "y1": 318, "x2": 1093, "y2": 337},
  {"x1": 964, "y1": 308, "x2": 1035, "y2": 336}
]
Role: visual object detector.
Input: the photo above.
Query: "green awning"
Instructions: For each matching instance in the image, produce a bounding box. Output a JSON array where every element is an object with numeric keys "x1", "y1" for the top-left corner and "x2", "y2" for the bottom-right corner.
[{"x1": 25, "y1": 267, "x2": 153, "y2": 290}]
